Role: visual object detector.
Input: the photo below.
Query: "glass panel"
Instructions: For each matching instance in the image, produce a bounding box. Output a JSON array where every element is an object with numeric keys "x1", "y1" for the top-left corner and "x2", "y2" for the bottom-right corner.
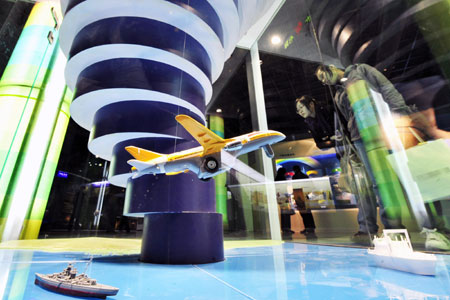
[
  {"x1": 40, "y1": 120, "x2": 141, "y2": 237},
  {"x1": 255, "y1": 0, "x2": 450, "y2": 251},
  {"x1": 207, "y1": 48, "x2": 276, "y2": 239}
]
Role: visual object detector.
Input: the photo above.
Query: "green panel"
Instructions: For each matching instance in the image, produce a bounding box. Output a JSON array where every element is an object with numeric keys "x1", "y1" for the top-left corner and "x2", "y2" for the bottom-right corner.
[
  {"x1": 7, "y1": 26, "x2": 58, "y2": 65},
  {"x1": 60, "y1": 88, "x2": 73, "y2": 117},
  {"x1": 1, "y1": 64, "x2": 50, "y2": 90},
  {"x1": 20, "y1": 219, "x2": 42, "y2": 240},
  {"x1": 358, "y1": 125, "x2": 385, "y2": 151},
  {"x1": 351, "y1": 97, "x2": 379, "y2": 129},
  {"x1": 30, "y1": 162, "x2": 57, "y2": 215},
  {"x1": 209, "y1": 115, "x2": 228, "y2": 225},
  {"x1": 0, "y1": 98, "x2": 37, "y2": 212},
  {"x1": 0, "y1": 85, "x2": 40, "y2": 99},
  {"x1": 0, "y1": 97, "x2": 37, "y2": 161},
  {"x1": 214, "y1": 173, "x2": 228, "y2": 227},
  {"x1": 0, "y1": 218, "x2": 5, "y2": 235},
  {"x1": 25, "y1": 108, "x2": 71, "y2": 224},
  {"x1": 209, "y1": 115, "x2": 225, "y2": 138},
  {"x1": 1, "y1": 25, "x2": 57, "y2": 89},
  {"x1": 365, "y1": 148, "x2": 390, "y2": 173},
  {"x1": 20, "y1": 90, "x2": 72, "y2": 239},
  {"x1": 347, "y1": 80, "x2": 406, "y2": 220},
  {"x1": 0, "y1": 2, "x2": 64, "y2": 241}
]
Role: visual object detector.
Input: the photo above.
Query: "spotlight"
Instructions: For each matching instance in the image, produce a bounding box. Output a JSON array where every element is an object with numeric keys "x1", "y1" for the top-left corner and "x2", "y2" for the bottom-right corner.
[{"x1": 271, "y1": 35, "x2": 281, "y2": 45}]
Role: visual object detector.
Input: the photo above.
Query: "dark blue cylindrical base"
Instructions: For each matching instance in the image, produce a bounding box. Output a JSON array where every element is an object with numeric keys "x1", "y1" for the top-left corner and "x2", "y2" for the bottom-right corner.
[{"x1": 140, "y1": 212, "x2": 224, "y2": 264}]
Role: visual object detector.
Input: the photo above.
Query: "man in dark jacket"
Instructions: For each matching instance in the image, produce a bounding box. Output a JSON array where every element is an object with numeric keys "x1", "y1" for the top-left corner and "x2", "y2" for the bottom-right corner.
[{"x1": 315, "y1": 63, "x2": 407, "y2": 242}]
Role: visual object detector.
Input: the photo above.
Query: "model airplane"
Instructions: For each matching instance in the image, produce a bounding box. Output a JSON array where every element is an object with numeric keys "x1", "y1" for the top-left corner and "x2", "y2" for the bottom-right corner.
[{"x1": 125, "y1": 114, "x2": 285, "y2": 180}]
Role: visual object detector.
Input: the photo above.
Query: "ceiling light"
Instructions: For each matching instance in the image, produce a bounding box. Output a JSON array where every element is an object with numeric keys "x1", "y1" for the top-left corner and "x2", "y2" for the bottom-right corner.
[
  {"x1": 216, "y1": 108, "x2": 222, "y2": 113},
  {"x1": 271, "y1": 35, "x2": 281, "y2": 45}
]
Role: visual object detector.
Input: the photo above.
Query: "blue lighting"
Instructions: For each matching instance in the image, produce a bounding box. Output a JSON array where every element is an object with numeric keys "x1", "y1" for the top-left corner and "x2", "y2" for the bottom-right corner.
[
  {"x1": 91, "y1": 181, "x2": 109, "y2": 187},
  {"x1": 56, "y1": 171, "x2": 68, "y2": 178}
]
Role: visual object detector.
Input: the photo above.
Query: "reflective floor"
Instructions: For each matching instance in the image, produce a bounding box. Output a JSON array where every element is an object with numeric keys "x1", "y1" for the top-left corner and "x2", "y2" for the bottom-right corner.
[{"x1": 1, "y1": 243, "x2": 450, "y2": 300}]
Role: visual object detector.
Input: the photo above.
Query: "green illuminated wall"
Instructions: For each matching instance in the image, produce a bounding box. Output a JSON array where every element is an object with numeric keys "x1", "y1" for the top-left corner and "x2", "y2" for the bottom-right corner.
[
  {"x1": 21, "y1": 88, "x2": 72, "y2": 239},
  {"x1": 0, "y1": 3, "x2": 71, "y2": 241},
  {"x1": 346, "y1": 80, "x2": 406, "y2": 221},
  {"x1": 209, "y1": 115, "x2": 228, "y2": 228}
]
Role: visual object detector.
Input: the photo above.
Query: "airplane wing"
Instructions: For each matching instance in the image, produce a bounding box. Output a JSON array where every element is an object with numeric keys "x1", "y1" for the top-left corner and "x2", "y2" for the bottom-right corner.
[
  {"x1": 125, "y1": 146, "x2": 164, "y2": 161},
  {"x1": 175, "y1": 115, "x2": 226, "y2": 155}
]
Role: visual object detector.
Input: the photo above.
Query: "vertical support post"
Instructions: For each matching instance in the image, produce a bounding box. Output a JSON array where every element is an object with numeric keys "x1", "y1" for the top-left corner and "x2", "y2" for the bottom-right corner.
[
  {"x1": 246, "y1": 42, "x2": 281, "y2": 241},
  {"x1": 93, "y1": 161, "x2": 109, "y2": 229}
]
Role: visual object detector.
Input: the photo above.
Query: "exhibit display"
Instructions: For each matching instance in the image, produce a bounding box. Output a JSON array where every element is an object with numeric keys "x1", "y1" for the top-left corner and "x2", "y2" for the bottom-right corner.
[
  {"x1": 56, "y1": 0, "x2": 275, "y2": 263},
  {"x1": 1, "y1": 0, "x2": 450, "y2": 298},
  {"x1": 126, "y1": 114, "x2": 285, "y2": 180}
]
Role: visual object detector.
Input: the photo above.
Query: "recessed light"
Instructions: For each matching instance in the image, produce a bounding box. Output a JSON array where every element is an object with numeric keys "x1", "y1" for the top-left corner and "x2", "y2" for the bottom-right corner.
[{"x1": 271, "y1": 35, "x2": 281, "y2": 45}]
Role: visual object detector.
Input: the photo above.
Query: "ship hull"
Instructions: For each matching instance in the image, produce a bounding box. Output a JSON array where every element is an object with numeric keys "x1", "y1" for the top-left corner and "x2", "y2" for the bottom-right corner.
[
  {"x1": 368, "y1": 252, "x2": 436, "y2": 276},
  {"x1": 35, "y1": 274, "x2": 119, "y2": 298}
]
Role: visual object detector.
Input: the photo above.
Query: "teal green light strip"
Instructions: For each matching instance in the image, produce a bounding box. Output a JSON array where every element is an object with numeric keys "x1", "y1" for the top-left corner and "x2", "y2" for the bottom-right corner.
[{"x1": 0, "y1": 34, "x2": 52, "y2": 196}]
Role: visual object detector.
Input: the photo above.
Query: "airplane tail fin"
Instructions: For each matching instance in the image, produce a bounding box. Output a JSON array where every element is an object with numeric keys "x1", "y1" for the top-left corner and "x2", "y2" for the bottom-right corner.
[{"x1": 125, "y1": 146, "x2": 164, "y2": 161}]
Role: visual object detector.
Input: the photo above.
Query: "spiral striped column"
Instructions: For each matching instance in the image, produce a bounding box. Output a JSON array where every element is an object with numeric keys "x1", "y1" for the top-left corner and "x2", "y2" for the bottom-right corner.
[{"x1": 59, "y1": 0, "x2": 272, "y2": 263}]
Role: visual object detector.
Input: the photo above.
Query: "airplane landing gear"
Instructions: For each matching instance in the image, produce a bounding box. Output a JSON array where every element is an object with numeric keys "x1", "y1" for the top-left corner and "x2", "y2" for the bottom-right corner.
[{"x1": 204, "y1": 157, "x2": 219, "y2": 172}]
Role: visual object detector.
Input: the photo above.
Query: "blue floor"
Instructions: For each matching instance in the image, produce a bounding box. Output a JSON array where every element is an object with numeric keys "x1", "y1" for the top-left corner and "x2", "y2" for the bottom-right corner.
[{"x1": 1, "y1": 243, "x2": 450, "y2": 299}]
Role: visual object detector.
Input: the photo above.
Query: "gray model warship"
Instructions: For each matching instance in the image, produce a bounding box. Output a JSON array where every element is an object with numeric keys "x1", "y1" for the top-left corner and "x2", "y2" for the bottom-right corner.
[{"x1": 35, "y1": 263, "x2": 119, "y2": 298}]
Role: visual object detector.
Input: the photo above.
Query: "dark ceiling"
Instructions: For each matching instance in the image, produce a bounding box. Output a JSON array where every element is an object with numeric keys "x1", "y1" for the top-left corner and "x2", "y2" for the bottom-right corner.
[{"x1": 0, "y1": 0, "x2": 33, "y2": 79}]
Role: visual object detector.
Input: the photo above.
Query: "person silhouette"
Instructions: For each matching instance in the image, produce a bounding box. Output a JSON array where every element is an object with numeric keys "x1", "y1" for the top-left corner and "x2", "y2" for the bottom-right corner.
[
  {"x1": 292, "y1": 165, "x2": 316, "y2": 235},
  {"x1": 275, "y1": 168, "x2": 294, "y2": 234}
]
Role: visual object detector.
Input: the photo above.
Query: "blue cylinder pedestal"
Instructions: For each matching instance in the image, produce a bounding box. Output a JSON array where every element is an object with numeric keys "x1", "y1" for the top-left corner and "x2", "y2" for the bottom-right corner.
[{"x1": 141, "y1": 212, "x2": 224, "y2": 264}]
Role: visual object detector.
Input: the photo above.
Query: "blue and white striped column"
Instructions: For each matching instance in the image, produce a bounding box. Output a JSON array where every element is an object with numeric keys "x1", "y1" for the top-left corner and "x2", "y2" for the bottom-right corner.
[{"x1": 59, "y1": 0, "x2": 272, "y2": 264}]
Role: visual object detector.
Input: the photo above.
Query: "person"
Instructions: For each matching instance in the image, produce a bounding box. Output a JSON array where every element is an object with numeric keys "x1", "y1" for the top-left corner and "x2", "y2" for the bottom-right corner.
[
  {"x1": 315, "y1": 63, "x2": 408, "y2": 242},
  {"x1": 292, "y1": 165, "x2": 316, "y2": 235},
  {"x1": 315, "y1": 63, "x2": 450, "y2": 249},
  {"x1": 295, "y1": 96, "x2": 335, "y2": 149},
  {"x1": 275, "y1": 167, "x2": 294, "y2": 234}
]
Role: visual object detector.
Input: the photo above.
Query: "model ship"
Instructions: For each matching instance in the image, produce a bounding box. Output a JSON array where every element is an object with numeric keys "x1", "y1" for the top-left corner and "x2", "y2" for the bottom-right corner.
[
  {"x1": 367, "y1": 229, "x2": 436, "y2": 276},
  {"x1": 35, "y1": 263, "x2": 119, "y2": 298}
]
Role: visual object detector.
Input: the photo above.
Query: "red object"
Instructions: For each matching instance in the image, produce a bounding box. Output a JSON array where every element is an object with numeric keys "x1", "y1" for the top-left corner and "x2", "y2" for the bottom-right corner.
[{"x1": 295, "y1": 21, "x2": 302, "y2": 34}]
